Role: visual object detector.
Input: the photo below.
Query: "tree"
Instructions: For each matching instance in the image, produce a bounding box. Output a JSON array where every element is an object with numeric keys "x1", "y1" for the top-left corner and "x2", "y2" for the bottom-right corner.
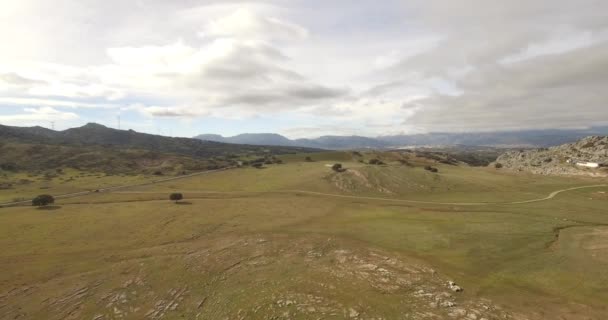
[
  {"x1": 32, "y1": 194, "x2": 54, "y2": 207},
  {"x1": 170, "y1": 193, "x2": 183, "y2": 204}
]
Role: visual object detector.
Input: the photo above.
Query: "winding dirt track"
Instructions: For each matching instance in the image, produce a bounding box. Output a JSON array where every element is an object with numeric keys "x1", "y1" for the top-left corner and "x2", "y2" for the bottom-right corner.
[
  {"x1": 109, "y1": 184, "x2": 608, "y2": 206},
  {"x1": 1, "y1": 164, "x2": 606, "y2": 207}
]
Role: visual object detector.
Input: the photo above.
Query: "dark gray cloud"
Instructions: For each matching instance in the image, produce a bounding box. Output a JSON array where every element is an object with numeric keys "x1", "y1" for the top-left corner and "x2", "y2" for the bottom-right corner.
[{"x1": 371, "y1": 0, "x2": 608, "y2": 132}]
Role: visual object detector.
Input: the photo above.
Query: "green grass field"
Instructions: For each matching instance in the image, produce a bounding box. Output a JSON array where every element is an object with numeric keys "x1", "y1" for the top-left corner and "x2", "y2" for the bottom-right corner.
[{"x1": 1, "y1": 152, "x2": 607, "y2": 319}]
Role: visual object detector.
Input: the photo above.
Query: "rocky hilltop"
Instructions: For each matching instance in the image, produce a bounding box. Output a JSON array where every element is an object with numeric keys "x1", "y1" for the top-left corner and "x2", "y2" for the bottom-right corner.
[{"x1": 494, "y1": 136, "x2": 608, "y2": 176}]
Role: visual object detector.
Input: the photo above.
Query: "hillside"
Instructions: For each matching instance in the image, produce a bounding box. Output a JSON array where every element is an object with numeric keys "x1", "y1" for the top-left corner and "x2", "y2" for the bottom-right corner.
[
  {"x1": 2, "y1": 152, "x2": 608, "y2": 319},
  {"x1": 0, "y1": 123, "x2": 320, "y2": 158},
  {"x1": 195, "y1": 133, "x2": 297, "y2": 146},
  {"x1": 195, "y1": 126, "x2": 608, "y2": 149},
  {"x1": 494, "y1": 136, "x2": 608, "y2": 176},
  {"x1": 0, "y1": 142, "x2": 234, "y2": 176}
]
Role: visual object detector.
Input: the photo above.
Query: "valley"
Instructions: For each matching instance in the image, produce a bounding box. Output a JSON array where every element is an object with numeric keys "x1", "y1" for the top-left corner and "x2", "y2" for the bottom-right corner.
[{"x1": 1, "y1": 151, "x2": 607, "y2": 319}]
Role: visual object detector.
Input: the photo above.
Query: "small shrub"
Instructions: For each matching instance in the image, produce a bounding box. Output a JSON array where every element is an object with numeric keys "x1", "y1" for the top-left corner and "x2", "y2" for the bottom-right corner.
[
  {"x1": 494, "y1": 163, "x2": 503, "y2": 169},
  {"x1": 305, "y1": 156, "x2": 313, "y2": 162},
  {"x1": 170, "y1": 193, "x2": 183, "y2": 203},
  {"x1": 32, "y1": 194, "x2": 54, "y2": 207},
  {"x1": 424, "y1": 165, "x2": 439, "y2": 173},
  {"x1": 0, "y1": 162, "x2": 17, "y2": 171},
  {"x1": 369, "y1": 159, "x2": 384, "y2": 165},
  {"x1": 397, "y1": 159, "x2": 412, "y2": 166},
  {"x1": 332, "y1": 163, "x2": 344, "y2": 172}
]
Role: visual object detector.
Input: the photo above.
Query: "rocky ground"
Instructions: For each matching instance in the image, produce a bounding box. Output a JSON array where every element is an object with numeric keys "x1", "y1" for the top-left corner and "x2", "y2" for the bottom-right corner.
[
  {"x1": 493, "y1": 136, "x2": 608, "y2": 176},
  {"x1": 0, "y1": 234, "x2": 529, "y2": 320}
]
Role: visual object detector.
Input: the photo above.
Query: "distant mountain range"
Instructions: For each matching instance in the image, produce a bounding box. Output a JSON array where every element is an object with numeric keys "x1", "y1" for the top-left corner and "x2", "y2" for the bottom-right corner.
[
  {"x1": 195, "y1": 126, "x2": 608, "y2": 149},
  {"x1": 0, "y1": 123, "x2": 320, "y2": 158}
]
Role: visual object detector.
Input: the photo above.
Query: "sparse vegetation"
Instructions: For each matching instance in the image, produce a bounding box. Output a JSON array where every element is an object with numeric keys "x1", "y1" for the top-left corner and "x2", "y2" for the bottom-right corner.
[{"x1": 1, "y1": 149, "x2": 607, "y2": 319}]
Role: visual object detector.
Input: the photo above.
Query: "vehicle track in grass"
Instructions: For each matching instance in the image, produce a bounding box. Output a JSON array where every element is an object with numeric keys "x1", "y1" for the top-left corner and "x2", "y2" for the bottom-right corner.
[
  {"x1": 1, "y1": 164, "x2": 606, "y2": 208},
  {"x1": 100, "y1": 184, "x2": 608, "y2": 206}
]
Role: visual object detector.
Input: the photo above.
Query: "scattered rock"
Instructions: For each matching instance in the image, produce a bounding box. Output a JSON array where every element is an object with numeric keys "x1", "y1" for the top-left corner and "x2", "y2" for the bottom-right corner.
[{"x1": 448, "y1": 281, "x2": 463, "y2": 292}]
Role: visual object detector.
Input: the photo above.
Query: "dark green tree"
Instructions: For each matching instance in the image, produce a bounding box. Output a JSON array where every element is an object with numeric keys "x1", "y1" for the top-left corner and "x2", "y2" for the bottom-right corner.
[
  {"x1": 32, "y1": 194, "x2": 55, "y2": 207},
  {"x1": 170, "y1": 193, "x2": 183, "y2": 203}
]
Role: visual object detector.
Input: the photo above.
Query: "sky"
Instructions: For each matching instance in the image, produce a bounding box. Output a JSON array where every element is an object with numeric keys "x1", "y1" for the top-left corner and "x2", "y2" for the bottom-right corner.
[{"x1": 0, "y1": 0, "x2": 607, "y2": 138}]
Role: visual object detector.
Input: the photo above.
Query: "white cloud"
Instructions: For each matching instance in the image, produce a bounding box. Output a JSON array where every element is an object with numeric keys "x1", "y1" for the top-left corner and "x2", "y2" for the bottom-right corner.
[
  {"x1": 0, "y1": 97, "x2": 119, "y2": 109},
  {"x1": 0, "y1": 73, "x2": 45, "y2": 87},
  {"x1": 1, "y1": 0, "x2": 607, "y2": 135},
  {"x1": 0, "y1": 107, "x2": 79, "y2": 126},
  {"x1": 204, "y1": 8, "x2": 308, "y2": 40}
]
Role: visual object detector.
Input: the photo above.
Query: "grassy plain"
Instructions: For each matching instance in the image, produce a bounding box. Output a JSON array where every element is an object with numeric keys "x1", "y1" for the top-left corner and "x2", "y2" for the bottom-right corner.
[{"x1": 0, "y1": 152, "x2": 607, "y2": 319}]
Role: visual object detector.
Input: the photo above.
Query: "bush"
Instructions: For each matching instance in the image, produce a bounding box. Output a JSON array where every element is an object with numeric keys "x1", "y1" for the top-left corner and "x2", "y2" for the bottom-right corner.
[
  {"x1": 494, "y1": 163, "x2": 503, "y2": 169},
  {"x1": 0, "y1": 162, "x2": 18, "y2": 171},
  {"x1": 397, "y1": 159, "x2": 412, "y2": 166},
  {"x1": 170, "y1": 193, "x2": 183, "y2": 203},
  {"x1": 252, "y1": 163, "x2": 264, "y2": 169},
  {"x1": 332, "y1": 163, "x2": 344, "y2": 172},
  {"x1": 369, "y1": 159, "x2": 384, "y2": 165},
  {"x1": 305, "y1": 156, "x2": 313, "y2": 162},
  {"x1": 424, "y1": 165, "x2": 439, "y2": 173},
  {"x1": 32, "y1": 194, "x2": 54, "y2": 207}
]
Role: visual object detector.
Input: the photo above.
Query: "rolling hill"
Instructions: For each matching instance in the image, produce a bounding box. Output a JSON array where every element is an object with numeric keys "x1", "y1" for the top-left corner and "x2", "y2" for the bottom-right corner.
[{"x1": 0, "y1": 123, "x2": 321, "y2": 158}]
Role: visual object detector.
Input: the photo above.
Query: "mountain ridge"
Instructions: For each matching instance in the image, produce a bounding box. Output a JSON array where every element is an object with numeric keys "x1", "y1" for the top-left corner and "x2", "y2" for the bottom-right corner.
[
  {"x1": 0, "y1": 123, "x2": 322, "y2": 158},
  {"x1": 195, "y1": 126, "x2": 608, "y2": 149}
]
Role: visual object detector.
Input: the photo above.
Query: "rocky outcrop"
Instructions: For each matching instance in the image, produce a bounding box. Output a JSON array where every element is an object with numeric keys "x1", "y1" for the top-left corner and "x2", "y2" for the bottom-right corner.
[{"x1": 493, "y1": 136, "x2": 608, "y2": 176}]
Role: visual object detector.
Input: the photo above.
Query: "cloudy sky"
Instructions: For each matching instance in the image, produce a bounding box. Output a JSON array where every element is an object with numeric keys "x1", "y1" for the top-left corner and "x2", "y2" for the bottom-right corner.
[{"x1": 1, "y1": 0, "x2": 607, "y2": 138}]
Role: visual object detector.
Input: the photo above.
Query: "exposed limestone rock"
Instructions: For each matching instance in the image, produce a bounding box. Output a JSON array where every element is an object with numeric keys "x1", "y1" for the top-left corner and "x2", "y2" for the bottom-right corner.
[{"x1": 493, "y1": 136, "x2": 608, "y2": 176}]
